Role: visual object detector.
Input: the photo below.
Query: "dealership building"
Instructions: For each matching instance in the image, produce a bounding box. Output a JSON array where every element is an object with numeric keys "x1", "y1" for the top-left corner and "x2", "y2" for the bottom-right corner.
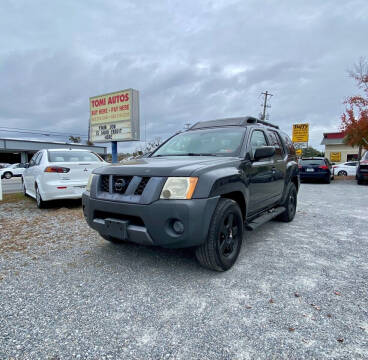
[
  {"x1": 0, "y1": 138, "x2": 107, "y2": 164},
  {"x1": 321, "y1": 132, "x2": 359, "y2": 163}
]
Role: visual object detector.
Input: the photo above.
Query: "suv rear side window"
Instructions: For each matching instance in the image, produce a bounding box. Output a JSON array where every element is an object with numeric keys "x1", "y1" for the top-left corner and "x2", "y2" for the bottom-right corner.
[
  {"x1": 250, "y1": 130, "x2": 268, "y2": 157},
  {"x1": 280, "y1": 133, "x2": 296, "y2": 155},
  {"x1": 267, "y1": 131, "x2": 284, "y2": 159}
]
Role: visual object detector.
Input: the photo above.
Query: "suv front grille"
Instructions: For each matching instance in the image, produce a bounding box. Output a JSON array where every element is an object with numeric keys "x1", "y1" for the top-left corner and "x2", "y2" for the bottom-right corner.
[
  {"x1": 99, "y1": 175, "x2": 151, "y2": 195},
  {"x1": 134, "y1": 177, "x2": 150, "y2": 195},
  {"x1": 100, "y1": 175, "x2": 110, "y2": 192},
  {"x1": 112, "y1": 176, "x2": 132, "y2": 194}
]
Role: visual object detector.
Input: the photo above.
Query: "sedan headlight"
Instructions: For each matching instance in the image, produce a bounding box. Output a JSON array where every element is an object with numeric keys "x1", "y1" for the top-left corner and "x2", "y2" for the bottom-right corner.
[
  {"x1": 86, "y1": 174, "x2": 96, "y2": 192},
  {"x1": 160, "y1": 177, "x2": 198, "y2": 200}
]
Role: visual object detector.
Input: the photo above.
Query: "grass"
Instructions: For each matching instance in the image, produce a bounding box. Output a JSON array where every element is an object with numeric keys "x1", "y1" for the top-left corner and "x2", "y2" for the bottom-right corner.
[{"x1": 0, "y1": 193, "x2": 31, "y2": 203}]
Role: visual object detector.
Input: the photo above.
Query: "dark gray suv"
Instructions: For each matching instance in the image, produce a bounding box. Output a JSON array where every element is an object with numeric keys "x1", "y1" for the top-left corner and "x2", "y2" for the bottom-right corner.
[{"x1": 82, "y1": 116, "x2": 299, "y2": 271}]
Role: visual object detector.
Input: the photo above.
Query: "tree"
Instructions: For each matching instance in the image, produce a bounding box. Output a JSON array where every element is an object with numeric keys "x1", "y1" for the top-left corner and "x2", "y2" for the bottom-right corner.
[
  {"x1": 134, "y1": 137, "x2": 163, "y2": 156},
  {"x1": 341, "y1": 57, "x2": 368, "y2": 160},
  {"x1": 302, "y1": 146, "x2": 324, "y2": 157},
  {"x1": 68, "y1": 135, "x2": 81, "y2": 143}
]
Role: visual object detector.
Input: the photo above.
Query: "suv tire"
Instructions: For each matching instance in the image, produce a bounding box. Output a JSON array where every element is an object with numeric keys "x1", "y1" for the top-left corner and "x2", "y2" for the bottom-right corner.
[
  {"x1": 195, "y1": 198, "x2": 243, "y2": 271},
  {"x1": 277, "y1": 183, "x2": 297, "y2": 222}
]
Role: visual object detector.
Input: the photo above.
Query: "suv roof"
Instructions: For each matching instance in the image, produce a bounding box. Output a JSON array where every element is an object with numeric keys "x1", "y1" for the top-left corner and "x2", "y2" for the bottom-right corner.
[{"x1": 190, "y1": 116, "x2": 279, "y2": 130}]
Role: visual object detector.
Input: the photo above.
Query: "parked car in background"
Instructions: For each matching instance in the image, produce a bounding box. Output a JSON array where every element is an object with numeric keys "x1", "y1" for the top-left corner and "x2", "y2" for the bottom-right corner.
[
  {"x1": 0, "y1": 163, "x2": 11, "y2": 169},
  {"x1": 357, "y1": 151, "x2": 368, "y2": 185},
  {"x1": 332, "y1": 161, "x2": 358, "y2": 176},
  {"x1": 299, "y1": 157, "x2": 334, "y2": 183},
  {"x1": 22, "y1": 149, "x2": 108, "y2": 208},
  {"x1": 0, "y1": 163, "x2": 27, "y2": 179}
]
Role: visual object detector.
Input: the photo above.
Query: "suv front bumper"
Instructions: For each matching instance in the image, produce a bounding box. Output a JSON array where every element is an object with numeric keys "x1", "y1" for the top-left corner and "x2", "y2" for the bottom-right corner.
[{"x1": 82, "y1": 193, "x2": 219, "y2": 248}]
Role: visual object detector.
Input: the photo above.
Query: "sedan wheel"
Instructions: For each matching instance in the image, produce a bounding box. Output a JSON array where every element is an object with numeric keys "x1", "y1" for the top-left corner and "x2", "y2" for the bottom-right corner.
[
  {"x1": 36, "y1": 186, "x2": 46, "y2": 208},
  {"x1": 338, "y1": 170, "x2": 347, "y2": 176},
  {"x1": 4, "y1": 172, "x2": 12, "y2": 179}
]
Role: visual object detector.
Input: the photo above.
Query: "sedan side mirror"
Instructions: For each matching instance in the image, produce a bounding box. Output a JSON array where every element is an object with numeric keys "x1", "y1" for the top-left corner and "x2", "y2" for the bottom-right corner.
[
  {"x1": 253, "y1": 146, "x2": 275, "y2": 161},
  {"x1": 24, "y1": 163, "x2": 29, "y2": 168}
]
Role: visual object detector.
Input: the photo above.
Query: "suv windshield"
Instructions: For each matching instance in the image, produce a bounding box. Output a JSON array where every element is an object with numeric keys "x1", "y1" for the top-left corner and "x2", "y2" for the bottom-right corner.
[
  {"x1": 363, "y1": 152, "x2": 368, "y2": 161},
  {"x1": 48, "y1": 151, "x2": 102, "y2": 163},
  {"x1": 152, "y1": 128, "x2": 246, "y2": 157}
]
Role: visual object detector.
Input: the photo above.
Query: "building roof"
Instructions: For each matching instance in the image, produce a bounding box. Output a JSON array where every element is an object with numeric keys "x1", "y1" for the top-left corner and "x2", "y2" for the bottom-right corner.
[
  {"x1": 0, "y1": 138, "x2": 107, "y2": 155},
  {"x1": 321, "y1": 131, "x2": 345, "y2": 145}
]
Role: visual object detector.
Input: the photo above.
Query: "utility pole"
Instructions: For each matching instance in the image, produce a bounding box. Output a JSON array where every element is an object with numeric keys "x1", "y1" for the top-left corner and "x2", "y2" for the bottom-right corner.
[{"x1": 260, "y1": 91, "x2": 273, "y2": 120}]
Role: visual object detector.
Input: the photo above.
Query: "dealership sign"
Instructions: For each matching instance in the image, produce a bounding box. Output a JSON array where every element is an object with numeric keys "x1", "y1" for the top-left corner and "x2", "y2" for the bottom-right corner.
[
  {"x1": 292, "y1": 123, "x2": 309, "y2": 143},
  {"x1": 89, "y1": 89, "x2": 139, "y2": 143}
]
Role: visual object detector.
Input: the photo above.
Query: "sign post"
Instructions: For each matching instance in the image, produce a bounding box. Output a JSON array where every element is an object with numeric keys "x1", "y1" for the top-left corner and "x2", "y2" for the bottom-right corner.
[
  {"x1": 89, "y1": 89, "x2": 140, "y2": 163},
  {"x1": 292, "y1": 123, "x2": 309, "y2": 157}
]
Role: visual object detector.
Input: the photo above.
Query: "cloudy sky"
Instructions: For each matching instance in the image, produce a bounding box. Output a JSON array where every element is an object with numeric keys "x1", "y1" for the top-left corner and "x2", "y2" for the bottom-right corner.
[{"x1": 1, "y1": 0, "x2": 367, "y2": 152}]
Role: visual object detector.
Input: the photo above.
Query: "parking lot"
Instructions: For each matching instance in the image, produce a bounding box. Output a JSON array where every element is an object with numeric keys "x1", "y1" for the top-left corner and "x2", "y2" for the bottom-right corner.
[{"x1": 0, "y1": 180, "x2": 367, "y2": 359}]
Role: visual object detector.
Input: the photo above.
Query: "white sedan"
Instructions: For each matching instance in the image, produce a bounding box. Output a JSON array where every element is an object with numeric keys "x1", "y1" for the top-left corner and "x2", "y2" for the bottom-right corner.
[
  {"x1": 22, "y1": 149, "x2": 108, "y2": 208},
  {"x1": 332, "y1": 161, "x2": 358, "y2": 176},
  {"x1": 0, "y1": 163, "x2": 27, "y2": 179}
]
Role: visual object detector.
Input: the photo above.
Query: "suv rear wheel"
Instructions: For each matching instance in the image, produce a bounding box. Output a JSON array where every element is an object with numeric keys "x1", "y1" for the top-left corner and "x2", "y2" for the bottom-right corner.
[
  {"x1": 277, "y1": 183, "x2": 297, "y2": 222},
  {"x1": 195, "y1": 198, "x2": 244, "y2": 271}
]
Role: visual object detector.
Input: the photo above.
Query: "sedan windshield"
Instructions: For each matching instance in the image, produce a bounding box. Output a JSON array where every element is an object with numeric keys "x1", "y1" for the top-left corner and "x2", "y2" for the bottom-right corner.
[
  {"x1": 48, "y1": 151, "x2": 102, "y2": 162},
  {"x1": 152, "y1": 128, "x2": 246, "y2": 157}
]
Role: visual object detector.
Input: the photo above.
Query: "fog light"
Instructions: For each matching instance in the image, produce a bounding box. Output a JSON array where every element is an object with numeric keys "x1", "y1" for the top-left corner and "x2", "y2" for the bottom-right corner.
[{"x1": 172, "y1": 220, "x2": 184, "y2": 234}]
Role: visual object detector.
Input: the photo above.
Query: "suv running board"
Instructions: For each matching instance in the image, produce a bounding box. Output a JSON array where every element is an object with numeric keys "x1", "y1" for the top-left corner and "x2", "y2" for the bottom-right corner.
[{"x1": 245, "y1": 207, "x2": 286, "y2": 231}]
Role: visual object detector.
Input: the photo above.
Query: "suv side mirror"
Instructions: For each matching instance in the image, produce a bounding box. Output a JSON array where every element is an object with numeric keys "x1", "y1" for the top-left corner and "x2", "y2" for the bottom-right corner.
[{"x1": 254, "y1": 146, "x2": 275, "y2": 161}]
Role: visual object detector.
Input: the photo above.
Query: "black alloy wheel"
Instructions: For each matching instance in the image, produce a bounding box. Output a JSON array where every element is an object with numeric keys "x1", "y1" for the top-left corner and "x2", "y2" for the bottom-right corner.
[
  {"x1": 218, "y1": 212, "x2": 241, "y2": 263},
  {"x1": 277, "y1": 183, "x2": 297, "y2": 222},
  {"x1": 195, "y1": 198, "x2": 244, "y2": 271}
]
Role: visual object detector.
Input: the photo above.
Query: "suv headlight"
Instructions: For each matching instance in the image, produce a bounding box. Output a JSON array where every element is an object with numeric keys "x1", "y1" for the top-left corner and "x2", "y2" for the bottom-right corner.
[
  {"x1": 86, "y1": 174, "x2": 95, "y2": 192},
  {"x1": 160, "y1": 177, "x2": 198, "y2": 200}
]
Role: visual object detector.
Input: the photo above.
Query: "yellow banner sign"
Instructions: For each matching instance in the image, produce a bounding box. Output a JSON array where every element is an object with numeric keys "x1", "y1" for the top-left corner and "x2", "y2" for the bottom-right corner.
[
  {"x1": 292, "y1": 123, "x2": 309, "y2": 143},
  {"x1": 330, "y1": 152, "x2": 341, "y2": 162}
]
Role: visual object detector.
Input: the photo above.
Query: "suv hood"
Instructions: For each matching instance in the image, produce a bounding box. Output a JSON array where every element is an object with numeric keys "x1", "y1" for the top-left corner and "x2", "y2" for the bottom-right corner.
[{"x1": 94, "y1": 156, "x2": 239, "y2": 177}]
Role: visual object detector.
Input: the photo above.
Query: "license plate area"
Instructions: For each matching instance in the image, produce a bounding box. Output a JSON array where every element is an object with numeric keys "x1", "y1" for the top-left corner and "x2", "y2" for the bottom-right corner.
[
  {"x1": 306, "y1": 168, "x2": 314, "y2": 172},
  {"x1": 105, "y1": 218, "x2": 129, "y2": 240}
]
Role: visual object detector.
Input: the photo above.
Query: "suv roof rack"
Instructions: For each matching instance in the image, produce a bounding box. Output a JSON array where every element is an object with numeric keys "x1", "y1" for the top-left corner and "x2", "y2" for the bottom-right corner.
[{"x1": 190, "y1": 116, "x2": 279, "y2": 130}]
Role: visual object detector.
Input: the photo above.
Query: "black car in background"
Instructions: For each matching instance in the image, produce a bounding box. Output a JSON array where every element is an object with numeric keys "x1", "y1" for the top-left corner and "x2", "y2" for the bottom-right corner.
[
  {"x1": 299, "y1": 157, "x2": 334, "y2": 183},
  {"x1": 357, "y1": 151, "x2": 368, "y2": 185}
]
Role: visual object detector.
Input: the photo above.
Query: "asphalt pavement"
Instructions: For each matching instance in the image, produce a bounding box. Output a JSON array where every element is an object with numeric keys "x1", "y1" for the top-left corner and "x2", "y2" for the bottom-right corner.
[{"x1": 0, "y1": 180, "x2": 367, "y2": 359}]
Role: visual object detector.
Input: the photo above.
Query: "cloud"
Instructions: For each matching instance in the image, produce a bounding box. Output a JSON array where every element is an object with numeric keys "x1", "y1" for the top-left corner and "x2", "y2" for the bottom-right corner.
[{"x1": 0, "y1": 0, "x2": 367, "y2": 152}]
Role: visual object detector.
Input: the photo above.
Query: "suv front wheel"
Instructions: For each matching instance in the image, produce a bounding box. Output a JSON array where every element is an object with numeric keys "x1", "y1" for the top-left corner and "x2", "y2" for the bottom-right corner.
[{"x1": 195, "y1": 198, "x2": 244, "y2": 271}]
